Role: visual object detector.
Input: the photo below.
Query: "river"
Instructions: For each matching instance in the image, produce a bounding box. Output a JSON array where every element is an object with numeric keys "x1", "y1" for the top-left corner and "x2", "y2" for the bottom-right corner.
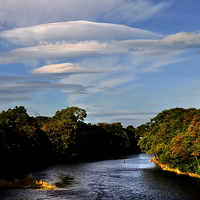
[{"x1": 1, "y1": 153, "x2": 200, "y2": 199}]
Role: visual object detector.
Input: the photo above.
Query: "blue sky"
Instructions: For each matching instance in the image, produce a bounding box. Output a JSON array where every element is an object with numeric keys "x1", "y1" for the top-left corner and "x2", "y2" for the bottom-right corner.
[{"x1": 0, "y1": 0, "x2": 200, "y2": 127}]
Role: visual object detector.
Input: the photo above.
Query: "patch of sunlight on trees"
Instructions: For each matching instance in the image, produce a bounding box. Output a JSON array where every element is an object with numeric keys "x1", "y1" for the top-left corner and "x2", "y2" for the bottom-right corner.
[{"x1": 138, "y1": 108, "x2": 200, "y2": 176}]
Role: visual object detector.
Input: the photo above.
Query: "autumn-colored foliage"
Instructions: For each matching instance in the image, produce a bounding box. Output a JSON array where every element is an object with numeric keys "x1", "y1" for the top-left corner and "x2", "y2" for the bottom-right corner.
[{"x1": 138, "y1": 108, "x2": 200, "y2": 175}]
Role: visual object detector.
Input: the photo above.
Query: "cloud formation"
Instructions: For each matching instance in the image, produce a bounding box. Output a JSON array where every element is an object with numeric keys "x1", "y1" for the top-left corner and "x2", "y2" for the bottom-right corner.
[
  {"x1": 31, "y1": 62, "x2": 110, "y2": 77},
  {"x1": 1, "y1": 30, "x2": 200, "y2": 65},
  {"x1": 161, "y1": 31, "x2": 200, "y2": 46},
  {"x1": 2, "y1": 21, "x2": 198, "y2": 70},
  {"x1": 0, "y1": 80, "x2": 88, "y2": 94},
  {"x1": 0, "y1": 21, "x2": 162, "y2": 46},
  {"x1": 0, "y1": 43, "x2": 108, "y2": 64},
  {"x1": 0, "y1": 78, "x2": 89, "y2": 103},
  {"x1": 0, "y1": 0, "x2": 199, "y2": 128}
]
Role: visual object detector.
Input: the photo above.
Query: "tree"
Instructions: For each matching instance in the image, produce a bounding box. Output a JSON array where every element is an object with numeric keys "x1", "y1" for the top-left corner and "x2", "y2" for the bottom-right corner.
[
  {"x1": 0, "y1": 106, "x2": 51, "y2": 158},
  {"x1": 0, "y1": 106, "x2": 52, "y2": 178},
  {"x1": 42, "y1": 119, "x2": 77, "y2": 159},
  {"x1": 53, "y1": 107, "x2": 87, "y2": 125},
  {"x1": 125, "y1": 125, "x2": 140, "y2": 153},
  {"x1": 97, "y1": 122, "x2": 130, "y2": 155}
]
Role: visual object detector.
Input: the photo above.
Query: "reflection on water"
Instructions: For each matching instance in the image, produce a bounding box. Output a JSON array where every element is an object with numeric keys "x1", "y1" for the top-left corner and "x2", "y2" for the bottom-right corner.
[{"x1": 1, "y1": 153, "x2": 200, "y2": 199}]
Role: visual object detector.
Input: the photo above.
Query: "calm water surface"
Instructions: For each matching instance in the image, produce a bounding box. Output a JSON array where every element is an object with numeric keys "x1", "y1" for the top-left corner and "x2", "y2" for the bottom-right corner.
[{"x1": 1, "y1": 153, "x2": 200, "y2": 199}]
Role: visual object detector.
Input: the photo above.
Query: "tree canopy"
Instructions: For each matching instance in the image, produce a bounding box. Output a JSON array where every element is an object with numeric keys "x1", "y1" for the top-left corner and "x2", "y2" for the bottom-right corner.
[
  {"x1": 53, "y1": 107, "x2": 87, "y2": 124},
  {"x1": 0, "y1": 106, "x2": 140, "y2": 178},
  {"x1": 138, "y1": 108, "x2": 200, "y2": 175}
]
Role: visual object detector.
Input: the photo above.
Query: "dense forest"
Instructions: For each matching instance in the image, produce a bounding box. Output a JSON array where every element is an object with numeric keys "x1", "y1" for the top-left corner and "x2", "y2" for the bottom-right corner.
[
  {"x1": 138, "y1": 108, "x2": 200, "y2": 175},
  {"x1": 0, "y1": 106, "x2": 140, "y2": 179}
]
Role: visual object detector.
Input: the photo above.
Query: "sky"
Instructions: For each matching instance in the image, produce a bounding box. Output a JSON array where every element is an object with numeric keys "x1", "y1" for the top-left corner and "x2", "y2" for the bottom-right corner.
[{"x1": 0, "y1": 0, "x2": 200, "y2": 127}]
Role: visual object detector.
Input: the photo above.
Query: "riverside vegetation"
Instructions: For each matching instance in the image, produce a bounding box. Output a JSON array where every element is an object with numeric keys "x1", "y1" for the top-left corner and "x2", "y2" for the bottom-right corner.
[
  {"x1": 0, "y1": 106, "x2": 140, "y2": 189},
  {"x1": 0, "y1": 174, "x2": 56, "y2": 190},
  {"x1": 138, "y1": 108, "x2": 200, "y2": 177},
  {"x1": 2, "y1": 106, "x2": 200, "y2": 189}
]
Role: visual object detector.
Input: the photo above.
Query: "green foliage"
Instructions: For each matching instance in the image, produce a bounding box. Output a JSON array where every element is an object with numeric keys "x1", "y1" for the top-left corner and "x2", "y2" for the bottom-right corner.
[
  {"x1": 45, "y1": 107, "x2": 140, "y2": 160},
  {"x1": 97, "y1": 122, "x2": 130, "y2": 154},
  {"x1": 42, "y1": 119, "x2": 77, "y2": 158},
  {"x1": 0, "y1": 105, "x2": 140, "y2": 178},
  {"x1": 53, "y1": 107, "x2": 87, "y2": 124},
  {"x1": 125, "y1": 125, "x2": 140, "y2": 152},
  {"x1": 0, "y1": 106, "x2": 51, "y2": 162},
  {"x1": 75, "y1": 122, "x2": 140, "y2": 159},
  {"x1": 35, "y1": 116, "x2": 51, "y2": 127},
  {"x1": 138, "y1": 107, "x2": 200, "y2": 175}
]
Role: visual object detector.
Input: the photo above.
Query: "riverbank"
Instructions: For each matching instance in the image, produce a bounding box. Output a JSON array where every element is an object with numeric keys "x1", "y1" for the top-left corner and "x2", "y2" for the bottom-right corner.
[
  {"x1": 0, "y1": 174, "x2": 57, "y2": 190},
  {"x1": 150, "y1": 157, "x2": 200, "y2": 179}
]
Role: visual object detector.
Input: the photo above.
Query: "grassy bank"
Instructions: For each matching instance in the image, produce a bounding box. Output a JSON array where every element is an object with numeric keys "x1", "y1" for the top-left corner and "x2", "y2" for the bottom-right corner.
[
  {"x1": 0, "y1": 174, "x2": 57, "y2": 190},
  {"x1": 150, "y1": 157, "x2": 200, "y2": 179}
]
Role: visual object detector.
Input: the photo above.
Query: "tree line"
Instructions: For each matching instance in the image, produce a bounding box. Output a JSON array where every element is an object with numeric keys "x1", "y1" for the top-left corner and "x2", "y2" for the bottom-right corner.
[
  {"x1": 0, "y1": 106, "x2": 140, "y2": 178},
  {"x1": 2, "y1": 106, "x2": 200, "y2": 178},
  {"x1": 138, "y1": 107, "x2": 200, "y2": 175}
]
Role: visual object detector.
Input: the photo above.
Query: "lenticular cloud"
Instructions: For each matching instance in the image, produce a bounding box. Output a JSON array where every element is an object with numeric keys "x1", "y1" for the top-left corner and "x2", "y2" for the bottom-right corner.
[
  {"x1": 31, "y1": 62, "x2": 110, "y2": 77},
  {"x1": 0, "y1": 21, "x2": 162, "y2": 46}
]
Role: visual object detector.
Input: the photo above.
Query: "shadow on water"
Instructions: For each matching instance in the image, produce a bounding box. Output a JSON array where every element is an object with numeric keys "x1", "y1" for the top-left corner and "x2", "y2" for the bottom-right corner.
[
  {"x1": 54, "y1": 174, "x2": 81, "y2": 189},
  {"x1": 140, "y1": 163, "x2": 200, "y2": 199}
]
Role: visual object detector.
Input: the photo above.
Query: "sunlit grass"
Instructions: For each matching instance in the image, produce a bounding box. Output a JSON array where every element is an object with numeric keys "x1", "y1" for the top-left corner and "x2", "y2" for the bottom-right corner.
[{"x1": 0, "y1": 173, "x2": 57, "y2": 190}]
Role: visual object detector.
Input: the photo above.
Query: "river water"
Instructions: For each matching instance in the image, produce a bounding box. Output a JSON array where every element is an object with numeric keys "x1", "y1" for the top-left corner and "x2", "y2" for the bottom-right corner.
[{"x1": 1, "y1": 153, "x2": 200, "y2": 199}]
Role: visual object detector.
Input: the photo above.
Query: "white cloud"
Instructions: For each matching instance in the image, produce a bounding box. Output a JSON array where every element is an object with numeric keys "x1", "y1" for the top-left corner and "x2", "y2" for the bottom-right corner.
[
  {"x1": 31, "y1": 62, "x2": 110, "y2": 76},
  {"x1": 161, "y1": 31, "x2": 200, "y2": 45},
  {"x1": 0, "y1": 39, "x2": 180, "y2": 64},
  {"x1": 0, "y1": 43, "x2": 108, "y2": 64},
  {"x1": 32, "y1": 63, "x2": 78, "y2": 74},
  {"x1": 1, "y1": 30, "x2": 200, "y2": 65},
  {"x1": 109, "y1": 40, "x2": 185, "y2": 57},
  {"x1": 0, "y1": 21, "x2": 162, "y2": 46},
  {"x1": 1, "y1": 27, "x2": 200, "y2": 108},
  {"x1": 98, "y1": 76, "x2": 132, "y2": 89},
  {"x1": 0, "y1": 0, "x2": 171, "y2": 27}
]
